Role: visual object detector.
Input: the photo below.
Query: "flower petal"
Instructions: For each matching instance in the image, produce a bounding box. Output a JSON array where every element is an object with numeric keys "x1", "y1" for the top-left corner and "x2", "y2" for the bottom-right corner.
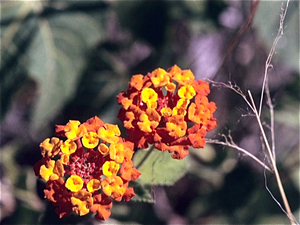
[
  {"x1": 87, "y1": 179, "x2": 101, "y2": 192},
  {"x1": 65, "y1": 175, "x2": 84, "y2": 192},
  {"x1": 82, "y1": 132, "x2": 99, "y2": 149},
  {"x1": 102, "y1": 161, "x2": 120, "y2": 177}
]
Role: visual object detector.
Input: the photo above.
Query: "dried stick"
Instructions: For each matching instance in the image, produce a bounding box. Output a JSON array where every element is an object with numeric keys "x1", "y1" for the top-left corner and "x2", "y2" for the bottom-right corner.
[
  {"x1": 206, "y1": 137, "x2": 272, "y2": 172},
  {"x1": 208, "y1": 80, "x2": 255, "y2": 112},
  {"x1": 213, "y1": 0, "x2": 260, "y2": 77},
  {"x1": 258, "y1": 0, "x2": 290, "y2": 163},
  {"x1": 260, "y1": 0, "x2": 288, "y2": 163},
  {"x1": 256, "y1": 1, "x2": 296, "y2": 224},
  {"x1": 210, "y1": 1, "x2": 296, "y2": 223},
  {"x1": 248, "y1": 91, "x2": 296, "y2": 225},
  {"x1": 265, "y1": 76, "x2": 276, "y2": 161},
  {"x1": 258, "y1": 0, "x2": 290, "y2": 117}
]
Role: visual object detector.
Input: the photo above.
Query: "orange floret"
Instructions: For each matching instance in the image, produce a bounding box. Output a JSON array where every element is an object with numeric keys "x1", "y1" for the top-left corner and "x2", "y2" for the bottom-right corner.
[
  {"x1": 64, "y1": 120, "x2": 87, "y2": 140},
  {"x1": 40, "y1": 137, "x2": 62, "y2": 157},
  {"x1": 98, "y1": 124, "x2": 121, "y2": 143},
  {"x1": 150, "y1": 68, "x2": 170, "y2": 87},
  {"x1": 130, "y1": 74, "x2": 145, "y2": 91},
  {"x1": 71, "y1": 190, "x2": 93, "y2": 216},
  {"x1": 101, "y1": 176, "x2": 126, "y2": 200},
  {"x1": 166, "y1": 115, "x2": 187, "y2": 137}
]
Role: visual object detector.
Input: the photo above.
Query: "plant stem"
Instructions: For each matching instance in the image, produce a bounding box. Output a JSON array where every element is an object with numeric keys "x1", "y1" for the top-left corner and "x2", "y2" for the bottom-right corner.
[
  {"x1": 206, "y1": 139, "x2": 272, "y2": 172},
  {"x1": 248, "y1": 91, "x2": 295, "y2": 225},
  {"x1": 265, "y1": 76, "x2": 276, "y2": 161},
  {"x1": 258, "y1": 0, "x2": 290, "y2": 117}
]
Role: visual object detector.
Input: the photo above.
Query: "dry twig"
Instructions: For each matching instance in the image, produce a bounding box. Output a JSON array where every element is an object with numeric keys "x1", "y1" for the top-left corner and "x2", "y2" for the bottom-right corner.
[{"x1": 207, "y1": 1, "x2": 297, "y2": 223}]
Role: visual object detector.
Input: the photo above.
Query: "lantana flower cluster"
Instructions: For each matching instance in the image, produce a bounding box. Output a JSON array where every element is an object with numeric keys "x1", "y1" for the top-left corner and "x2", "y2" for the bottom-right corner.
[
  {"x1": 34, "y1": 65, "x2": 217, "y2": 221},
  {"x1": 117, "y1": 65, "x2": 217, "y2": 159},
  {"x1": 33, "y1": 116, "x2": 141, "y2": 220}
]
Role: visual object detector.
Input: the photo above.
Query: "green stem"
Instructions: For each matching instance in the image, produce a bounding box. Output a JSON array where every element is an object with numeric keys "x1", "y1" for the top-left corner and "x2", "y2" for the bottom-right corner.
[{"x1": 135, "y1": 145, "x2": 156, "y2": 170}]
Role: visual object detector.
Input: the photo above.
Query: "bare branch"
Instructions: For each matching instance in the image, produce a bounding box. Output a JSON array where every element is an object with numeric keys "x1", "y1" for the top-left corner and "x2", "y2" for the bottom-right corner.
[
  {"x1": 206, "y1": 137, "x2": 273, "y2": 173},
  {"x1": 265, "y1": 76, "x2": 276, "y2": 161},
  {"x1": 208, "y1": 2, "x2": 295, "y2": 223},
  {"x1": 207, "y1": 79, "x2": 255, "y2": 112},
  {"x1": 258, "y1": 0, "x2": 290, "y2": 116},
  {"x1": 264, "y1": 159, "x2": 300, "y2": 225},
  {"x1": 248, "y1": 89, "x2": 295, "y2": 225}
]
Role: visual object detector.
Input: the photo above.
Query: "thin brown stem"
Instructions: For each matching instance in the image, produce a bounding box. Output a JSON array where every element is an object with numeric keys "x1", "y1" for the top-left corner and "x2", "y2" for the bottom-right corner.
[
  {"x1": 205, "y1": 0, "x2": 260, "y2": 78},
  {"x1": 208, "y1": 80, "x2": 255, "y2": 112},
  {"x1": 258, "y1": 0, "x2": 290, "y2": 116},
  {"x1": 265, "y1": 76, "x2": 276, "y2": 161},
  {"x1": 248, "y1": 91, "x2": 295, "y2": 225},
  {"x1": 206, "y1": 138, "x2": 272, "y2": 172},
  {"x1": 252, "y1": 1, "x2": 295, "y2": 223}
]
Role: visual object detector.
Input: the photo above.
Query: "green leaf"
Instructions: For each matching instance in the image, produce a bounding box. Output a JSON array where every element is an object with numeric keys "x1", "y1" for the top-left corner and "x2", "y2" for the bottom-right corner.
[
  {"x1": 133, "y1": 147, "x2": 188, "y2": 186},
  {"x1": 1, "y1": 1, "x2": 108, "y2": 133},
  {"x1": 25, "y1": 10, "x2": 105, "y2": 133},
  {"x1": 130, "y1": 181, "x2": 155, "y2": 203}
]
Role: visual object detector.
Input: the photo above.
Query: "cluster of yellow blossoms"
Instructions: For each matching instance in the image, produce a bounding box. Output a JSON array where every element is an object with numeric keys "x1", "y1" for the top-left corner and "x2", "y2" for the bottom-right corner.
[
  {"x1": 117, "y1": 65, "x2": 217, "y2": 159},
  {"x1": 34, "y1": 65, "x2": 217, "y2": 221},
  {"x1": 34, "y1": 116, "x2": 141, "y2": 220}
]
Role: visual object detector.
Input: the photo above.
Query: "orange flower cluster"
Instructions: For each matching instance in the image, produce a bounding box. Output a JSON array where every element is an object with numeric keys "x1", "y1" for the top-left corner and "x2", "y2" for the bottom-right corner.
[
  {"x1": 117, "y1": 65, "x2": 217, "y2": 159},
  {"x1": 33, "y1": 116, "x2": 141, "y2": 220}
]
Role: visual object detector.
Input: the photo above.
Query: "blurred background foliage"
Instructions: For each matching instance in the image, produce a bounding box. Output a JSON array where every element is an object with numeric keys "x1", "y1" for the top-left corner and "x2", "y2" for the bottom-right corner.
[{"x1": 1, "y1": 0, "x2": 299, "y2": 224}]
